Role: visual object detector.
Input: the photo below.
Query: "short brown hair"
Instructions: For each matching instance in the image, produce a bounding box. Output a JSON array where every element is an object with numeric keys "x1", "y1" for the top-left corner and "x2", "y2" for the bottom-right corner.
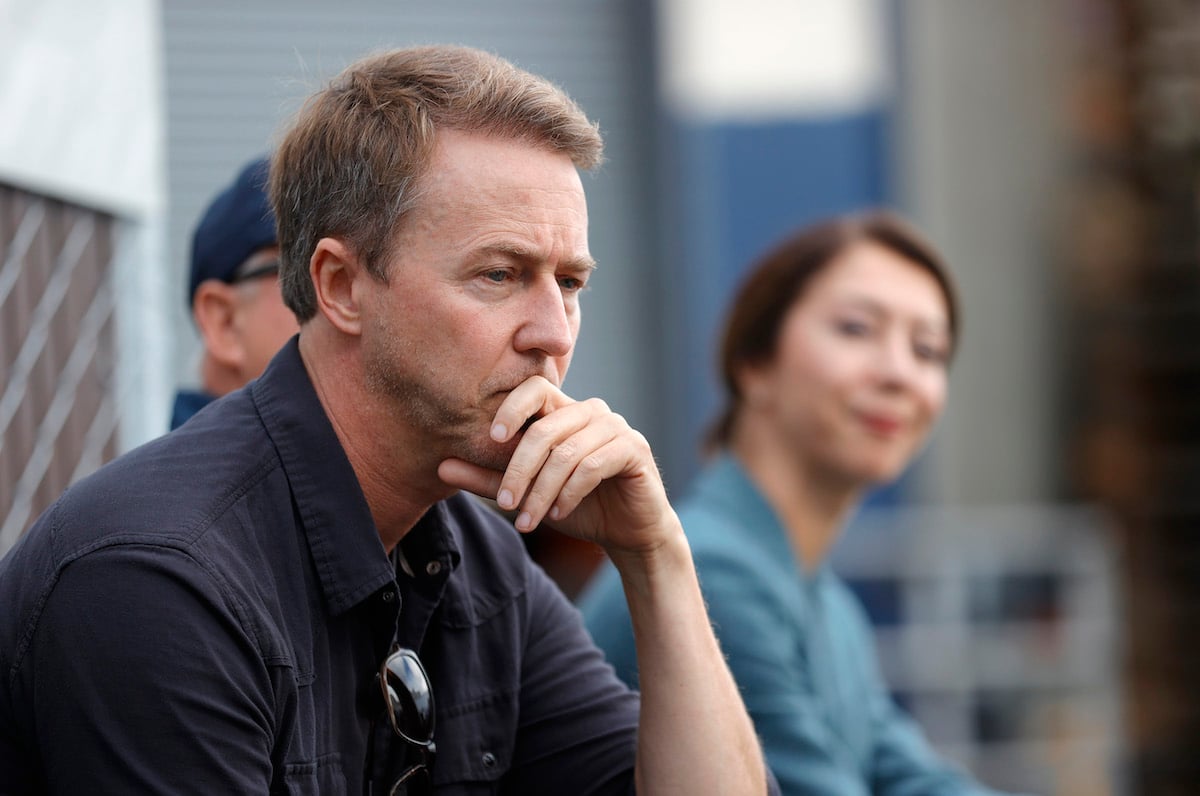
[
  {"x1": 706, "y1": 210, "x2": 959, "y2": 451},
  {"x1": 269, "y1": 45, "x2": 604, "y2": 321}
]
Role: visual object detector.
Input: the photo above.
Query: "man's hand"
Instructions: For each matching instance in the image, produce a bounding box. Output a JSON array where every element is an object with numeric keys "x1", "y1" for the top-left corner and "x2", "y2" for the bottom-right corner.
[
  {"x1": 436, "y1": 376, "x2": 677, "y2": 557},
  {"x1": 440, "y1": 375, "x2": 772, "y2": 794}
]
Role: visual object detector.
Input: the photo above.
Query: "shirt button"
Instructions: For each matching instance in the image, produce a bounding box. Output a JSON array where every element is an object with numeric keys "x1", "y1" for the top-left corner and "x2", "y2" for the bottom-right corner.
[
  {"x1": 425, "y1": 560, "x2": 442, "y2": 576},
  {"x1": 381, "y1": 589, "x2": 396, "y2": 603},
  {"x1": 481, "y1": 751, "x2": 497, "y2": 768}
]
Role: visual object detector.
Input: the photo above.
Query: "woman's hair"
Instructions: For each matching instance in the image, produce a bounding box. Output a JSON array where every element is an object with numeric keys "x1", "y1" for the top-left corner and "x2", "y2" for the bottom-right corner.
[
  {"x1": 269, "y1": 44, "x2": 603, "y2": 321},
  {"x1": 705, "y1": 209, "x2": 959, "y2": 452}
]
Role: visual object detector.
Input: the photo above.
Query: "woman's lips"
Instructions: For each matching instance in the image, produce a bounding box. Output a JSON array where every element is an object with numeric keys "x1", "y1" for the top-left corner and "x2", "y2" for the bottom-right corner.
[{"x1": 858, "y1": 412, "x2": 903, "y2": 436}]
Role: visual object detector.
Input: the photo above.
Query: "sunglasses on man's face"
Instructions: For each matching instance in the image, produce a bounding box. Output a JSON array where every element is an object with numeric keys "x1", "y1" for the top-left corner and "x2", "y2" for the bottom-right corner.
[
  {"x1": 229, "y1": 259, "x2": 280, "y2": 284},
  {"x1": 379, "y1": 645, "x2": 436, "y2": 795}
]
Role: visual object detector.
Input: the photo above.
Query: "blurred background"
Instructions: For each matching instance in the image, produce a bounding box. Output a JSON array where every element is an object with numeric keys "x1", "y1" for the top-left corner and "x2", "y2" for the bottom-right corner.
[{"x1": 2, "y1": 1, "x2": 1198, "y2": 793}]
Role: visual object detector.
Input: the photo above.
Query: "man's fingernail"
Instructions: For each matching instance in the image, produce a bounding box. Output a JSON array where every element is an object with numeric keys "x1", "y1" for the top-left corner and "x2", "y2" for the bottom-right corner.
[
  {"x1": 498, "y1": 489, "x2": 514, "y2": 509},
  {"x1": 491, "y1": 423, "x2": 507, "y2": 441},
  {"x1": 548, "y1": 505, "x2": 560, "y2": 520},
  {"x1": 516, "y1": 512, "x2": 532, "y2": 530}
]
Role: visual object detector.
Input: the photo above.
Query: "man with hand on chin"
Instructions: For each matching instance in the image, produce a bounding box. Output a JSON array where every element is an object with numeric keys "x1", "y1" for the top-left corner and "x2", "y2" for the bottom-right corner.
[{"x1": 0, "y1": 45, "x2": 775, "y2": 795}]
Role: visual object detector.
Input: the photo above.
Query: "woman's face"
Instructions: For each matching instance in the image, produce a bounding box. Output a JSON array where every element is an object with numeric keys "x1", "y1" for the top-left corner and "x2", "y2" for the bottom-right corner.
[{"x1": 740, "y1": 241, "x2": 952, "y2": 487}]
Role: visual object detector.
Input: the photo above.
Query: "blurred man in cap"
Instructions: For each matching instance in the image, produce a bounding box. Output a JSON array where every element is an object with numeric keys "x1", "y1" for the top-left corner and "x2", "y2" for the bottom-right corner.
[{"x1": 170, "y1": 156, "x2": 298, "y2": 429}]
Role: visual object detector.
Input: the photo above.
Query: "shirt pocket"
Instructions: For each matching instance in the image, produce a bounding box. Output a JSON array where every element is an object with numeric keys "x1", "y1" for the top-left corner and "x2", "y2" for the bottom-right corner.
[{"x1": 431, "y1": 688, "x2": 518, "y2": 789}]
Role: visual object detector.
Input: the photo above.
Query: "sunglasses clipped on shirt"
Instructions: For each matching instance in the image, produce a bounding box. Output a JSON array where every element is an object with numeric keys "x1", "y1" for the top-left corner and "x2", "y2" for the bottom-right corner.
[{"x1": 379, "y1": 644, "x2": 437, "y2": 795}]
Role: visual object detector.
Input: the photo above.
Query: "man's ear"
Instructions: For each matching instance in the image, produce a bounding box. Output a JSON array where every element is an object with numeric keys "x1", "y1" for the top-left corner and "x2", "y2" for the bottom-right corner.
[
  {"x1": 310, "y1": 237, "x2": 365, "y2": 336},
  {"x1": 192, "y1": 280, "x2": 245, "y2": 369}
]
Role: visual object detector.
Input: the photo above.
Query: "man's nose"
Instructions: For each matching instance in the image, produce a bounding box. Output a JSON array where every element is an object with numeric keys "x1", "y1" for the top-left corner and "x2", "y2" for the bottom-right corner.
[{"x1": 513, "y1": 278, "x2": 574, "y2": 358}]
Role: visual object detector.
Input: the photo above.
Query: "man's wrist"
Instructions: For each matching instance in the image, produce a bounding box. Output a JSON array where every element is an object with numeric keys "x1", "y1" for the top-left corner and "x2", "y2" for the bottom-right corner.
[{"x1": 607, "y1": 524, "x2": 693, "y2": 599}]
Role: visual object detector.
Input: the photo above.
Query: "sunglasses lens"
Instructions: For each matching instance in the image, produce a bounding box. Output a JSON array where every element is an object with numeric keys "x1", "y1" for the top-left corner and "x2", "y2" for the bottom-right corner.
[{"x1": 383, "y1": 649, "x2": 434, "y2": 743}]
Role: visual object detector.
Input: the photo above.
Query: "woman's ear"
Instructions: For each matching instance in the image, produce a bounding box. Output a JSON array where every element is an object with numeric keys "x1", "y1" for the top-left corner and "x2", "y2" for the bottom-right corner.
[
  {"x1": 310, "y1": 237, "x2": 364, "y2": 335},
  {"x1": 737, "y1": 358, "x2": 776, "y2": 411},
  {"x1": 192, "y1": 281, "x2": 245, "y2": 369}
]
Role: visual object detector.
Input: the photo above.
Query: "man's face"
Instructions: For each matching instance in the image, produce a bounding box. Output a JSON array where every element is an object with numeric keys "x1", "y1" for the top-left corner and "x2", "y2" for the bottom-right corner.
[
  {"x1": 358, "y1": 129, "x2": 593, "y2": 470},
  {"x1": 232, "y1": 246, "x2": 299, "y2": 383}
]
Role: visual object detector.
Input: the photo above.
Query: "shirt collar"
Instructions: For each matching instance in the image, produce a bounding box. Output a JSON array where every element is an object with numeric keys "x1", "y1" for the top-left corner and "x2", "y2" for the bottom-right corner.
[
  {"x1": 250, "y1": 337, "x2": 396, "y2": 616},
  {"x1": 399, "y1": 500, "x2": 463, "y2": 580}
]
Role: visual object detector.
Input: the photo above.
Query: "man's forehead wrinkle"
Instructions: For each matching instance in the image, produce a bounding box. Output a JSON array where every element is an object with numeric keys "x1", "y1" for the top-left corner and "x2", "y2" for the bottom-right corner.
[{"x1": 418, "y1": 189, "x2": 586, "y2": 224}]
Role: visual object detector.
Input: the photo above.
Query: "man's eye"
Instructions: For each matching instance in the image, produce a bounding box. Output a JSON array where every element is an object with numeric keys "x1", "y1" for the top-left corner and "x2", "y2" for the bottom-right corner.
[
  {"x1": 484, "y1": 270, "x2": 509, "y2": 283},
  {"x1": 559, "y1": 276, "x2": 586, "y2": 292}
]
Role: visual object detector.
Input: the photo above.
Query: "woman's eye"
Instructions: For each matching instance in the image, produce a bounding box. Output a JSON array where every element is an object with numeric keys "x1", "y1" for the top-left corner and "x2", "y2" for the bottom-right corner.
[
  {"x1": 913, "y1": 341, "x2": 949, "y2": 365},
  {"x1": 835, "y1": 319, "x2": 871, "y2": 337}
]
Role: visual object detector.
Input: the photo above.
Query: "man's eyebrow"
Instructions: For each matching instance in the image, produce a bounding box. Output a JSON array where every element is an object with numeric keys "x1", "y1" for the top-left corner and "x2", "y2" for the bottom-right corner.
[
  {"x1": 563, "y1": 256, "x2": 599, "y2": 274},
  {"x1": 484, "y1": 243, "x2": 598, "y2": 273}
]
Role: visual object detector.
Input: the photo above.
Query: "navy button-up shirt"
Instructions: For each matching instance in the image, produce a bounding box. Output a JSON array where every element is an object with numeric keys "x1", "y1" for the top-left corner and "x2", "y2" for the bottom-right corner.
[{"x1": 0, "y1": 338, "x2": 640, "y2": 794}]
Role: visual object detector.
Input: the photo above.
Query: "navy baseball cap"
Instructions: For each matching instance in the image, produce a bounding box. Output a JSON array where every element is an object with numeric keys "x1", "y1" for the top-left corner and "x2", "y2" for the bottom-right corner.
[{"x1": 187, "y1": 156, "x2": 277, "y2": 307}]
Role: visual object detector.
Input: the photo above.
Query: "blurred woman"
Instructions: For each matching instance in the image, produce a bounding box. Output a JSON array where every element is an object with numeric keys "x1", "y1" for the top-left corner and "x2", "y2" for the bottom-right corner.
[{"x1": 580, "y1": 211, "x2": 1014, "y2": 795}]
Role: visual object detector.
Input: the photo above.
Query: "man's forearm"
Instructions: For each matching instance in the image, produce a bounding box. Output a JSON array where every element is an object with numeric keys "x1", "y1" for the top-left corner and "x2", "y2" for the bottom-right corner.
[{"x1": 613, "y1": 530, "x2": 768, "y2": 795}]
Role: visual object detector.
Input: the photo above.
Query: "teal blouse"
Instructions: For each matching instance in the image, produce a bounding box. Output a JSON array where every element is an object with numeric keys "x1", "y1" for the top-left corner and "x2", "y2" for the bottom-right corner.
[{"x1": 579, "y1": 454, "x2": 1014, "y2": 795}]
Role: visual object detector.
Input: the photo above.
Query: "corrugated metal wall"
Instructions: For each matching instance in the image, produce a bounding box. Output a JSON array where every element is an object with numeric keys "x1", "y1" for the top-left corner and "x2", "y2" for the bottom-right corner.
[{"x1": 159, "y1": 0, "x2": 665, "y2": 469}]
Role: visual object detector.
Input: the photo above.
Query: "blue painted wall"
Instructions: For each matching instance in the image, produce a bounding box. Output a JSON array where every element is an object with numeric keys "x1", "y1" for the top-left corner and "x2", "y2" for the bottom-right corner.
[{"x1": 660, "y1": 109, "x2": 896, "y2": 498}]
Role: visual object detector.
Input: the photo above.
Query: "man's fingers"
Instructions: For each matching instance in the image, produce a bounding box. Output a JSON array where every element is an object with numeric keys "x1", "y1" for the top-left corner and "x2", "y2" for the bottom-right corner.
[
  {"x1": 437, "y1": 458, "x2": 502, "y2": 500},
  {"x1": 506, "y1": 412, "x2": 621, "y2": 531},
  {"x1": 497, "y1": 398, "x2": 616, "y2": 526},
  {"x1": 489, "y1": 376, "x2": 571, "y2": 443},
  {"x1": 450, "y1": 375, "x2": 661, "y2": 545},
  {"x1": 544, "y1": 437, "x2": 630, "y2": 521}
]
